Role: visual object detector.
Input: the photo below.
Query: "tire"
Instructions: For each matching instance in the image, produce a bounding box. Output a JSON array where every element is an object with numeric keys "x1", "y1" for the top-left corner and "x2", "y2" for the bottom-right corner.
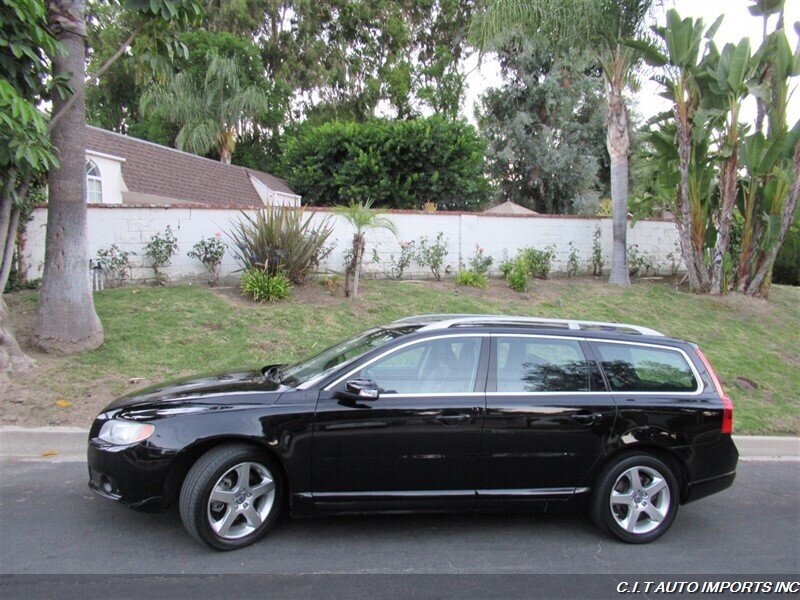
[
  {"x1": 591, "y1": 453, "x2": 679, "y2": 544},
  {"x1": 179, "y1": 443, "x2": 283, "y2": 550}
]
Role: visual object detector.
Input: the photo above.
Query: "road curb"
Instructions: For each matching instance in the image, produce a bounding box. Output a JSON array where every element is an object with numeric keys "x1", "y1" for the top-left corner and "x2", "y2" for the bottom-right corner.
[{"x1": 1, "y1": 426, "x2": 798, "y2": 461}]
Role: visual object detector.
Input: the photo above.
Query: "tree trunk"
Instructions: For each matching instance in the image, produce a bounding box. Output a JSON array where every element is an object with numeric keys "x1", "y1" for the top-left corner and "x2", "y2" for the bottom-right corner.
[
  {"x1": 674, "y1": 93, "x2": 706, "y2": 292},
  {"x1": 352, "y1": 235, "x2": 365, "y2": 298},
  {"x1": 33, "y1": 0, "x2": 103, "y2": 354},
  {"x1": 744, "y1": 140, "x2": 800, "y2": 296},
  {"x1": 605, "y1": 78, "x2": 630, "y2": 286},
  {"x1": 709, "y1": 104, "x2": 740, "y2": 295},
  {"x1": 0, "y1": 297, "x2": 35, "y2": 374}
]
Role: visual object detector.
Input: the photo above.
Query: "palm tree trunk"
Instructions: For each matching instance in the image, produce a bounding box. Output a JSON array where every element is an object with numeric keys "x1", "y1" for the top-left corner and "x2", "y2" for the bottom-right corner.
[
  {"x1": 352, "y1": 235, "x2": 365, "y2": 298},
  {"x1": 744, "y1": 139, "x2": 800, "y2": 296},
  {"x1": 33, "y1": 0, "x2": 103, "y2": 354},
  {"x1": 605, "y1": 76, "x2": 630, "y2": 286},
  {"x1": 709, "y1": 106, "x2": 740, "y2": 295},
  {"x1": 674, "y1": 93, "x2": 706, "y2": 292}
]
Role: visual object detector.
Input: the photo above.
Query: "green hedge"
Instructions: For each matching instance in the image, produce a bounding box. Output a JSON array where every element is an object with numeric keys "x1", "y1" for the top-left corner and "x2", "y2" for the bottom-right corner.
[{"x1": 281, "y1": 117, "x2": 491, "y2": 210}]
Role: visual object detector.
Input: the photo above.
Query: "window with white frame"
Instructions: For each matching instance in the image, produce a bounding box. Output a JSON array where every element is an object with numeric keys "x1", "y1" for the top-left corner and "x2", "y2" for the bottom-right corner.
[{"x1": 86, "y1": 160, "x2": 102, "y2": 203}]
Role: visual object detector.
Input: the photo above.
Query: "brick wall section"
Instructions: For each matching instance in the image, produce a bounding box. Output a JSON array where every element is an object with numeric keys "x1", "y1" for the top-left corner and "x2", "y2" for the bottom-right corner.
[{"x1": 21, "y1": 206, "x2": 682, "y2": 284}]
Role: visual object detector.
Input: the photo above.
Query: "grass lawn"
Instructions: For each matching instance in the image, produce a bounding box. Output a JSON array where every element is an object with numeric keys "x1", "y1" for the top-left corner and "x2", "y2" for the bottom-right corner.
[{"x1": 4, "y1": 277, "x2": 799, "y2": 435}]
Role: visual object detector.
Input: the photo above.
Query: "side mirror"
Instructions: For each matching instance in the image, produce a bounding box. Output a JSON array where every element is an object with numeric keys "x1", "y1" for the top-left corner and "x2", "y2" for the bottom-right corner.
[{"x1": 345, "y1": 378, "x2": 380, "y2": 400}]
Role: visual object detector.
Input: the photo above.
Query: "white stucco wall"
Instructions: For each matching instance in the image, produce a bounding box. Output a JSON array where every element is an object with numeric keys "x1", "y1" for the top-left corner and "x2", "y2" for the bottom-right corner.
[{"x1": 20, "y1": 206, "x2": 682, "y2": 284}]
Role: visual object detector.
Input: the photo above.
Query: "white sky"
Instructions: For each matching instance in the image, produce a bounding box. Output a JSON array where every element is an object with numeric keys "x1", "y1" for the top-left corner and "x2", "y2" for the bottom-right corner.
[{"x1": 462, "y1": 0, "x2": 800, "y2": 126}]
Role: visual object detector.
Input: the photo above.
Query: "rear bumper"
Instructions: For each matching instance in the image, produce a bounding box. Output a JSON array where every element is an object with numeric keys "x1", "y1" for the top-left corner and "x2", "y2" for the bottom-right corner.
[
  {"x1": 681, "y1": 434, "x2": 739, "y2": 503},
  {"x1": 684, "y1": 470, "x2": 736, "y2": 503}
]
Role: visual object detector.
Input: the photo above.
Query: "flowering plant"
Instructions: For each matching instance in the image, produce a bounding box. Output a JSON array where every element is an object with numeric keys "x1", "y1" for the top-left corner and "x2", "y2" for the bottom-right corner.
[{"x1": 188, "y1": 233, "x2": 227, "y2": 286}]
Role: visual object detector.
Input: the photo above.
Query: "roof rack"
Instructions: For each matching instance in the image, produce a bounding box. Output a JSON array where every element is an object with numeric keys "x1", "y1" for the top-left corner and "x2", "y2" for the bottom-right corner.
[{"x1": 394, "y1": 314, "x2": 664, "y2": 337}]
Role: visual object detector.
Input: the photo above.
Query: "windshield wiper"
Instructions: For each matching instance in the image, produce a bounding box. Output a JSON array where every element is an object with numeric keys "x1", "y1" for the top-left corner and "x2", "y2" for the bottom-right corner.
[{"x1": 261, "y1": 363, "x2": 287, "y2": 384}]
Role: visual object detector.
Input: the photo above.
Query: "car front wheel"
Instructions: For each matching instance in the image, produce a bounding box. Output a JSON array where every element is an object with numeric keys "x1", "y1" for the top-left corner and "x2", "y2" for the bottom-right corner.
[
  {"x1": 591, "y1": 453, "x2": 679, "y2": 544},
  {"x1": 179, "y1": 444, "x2": 283, "y2": 550}
]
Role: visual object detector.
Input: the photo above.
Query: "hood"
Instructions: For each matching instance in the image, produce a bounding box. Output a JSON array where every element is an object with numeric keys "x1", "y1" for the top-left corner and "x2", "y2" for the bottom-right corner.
[{"x1": 103, "y1": 369, "x2": 287, "y2": 415}]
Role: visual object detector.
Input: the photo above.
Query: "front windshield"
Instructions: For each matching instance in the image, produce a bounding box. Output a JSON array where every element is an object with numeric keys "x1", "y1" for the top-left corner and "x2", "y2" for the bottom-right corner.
[{"x1": 279, "y1": 325, "x2": 419, "y2": 387}]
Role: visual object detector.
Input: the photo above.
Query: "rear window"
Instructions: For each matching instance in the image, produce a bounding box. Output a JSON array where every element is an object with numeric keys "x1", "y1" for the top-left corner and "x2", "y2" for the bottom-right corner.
[
  {"x1": 592, "y1": 342, "x2": 698, "y2": 393},
  {"x1": 495, "y1": 337, "x2": 593, "y2": 392}
]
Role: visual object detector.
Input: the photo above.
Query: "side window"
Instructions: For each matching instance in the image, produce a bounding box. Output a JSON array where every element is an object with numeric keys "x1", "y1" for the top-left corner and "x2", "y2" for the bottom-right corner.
[
  {"x1": 495, "y1": 337, "x2": 591, "y2": 392},
  {"x1": 592, "y1": 342, "x2": 698, "y2": 392},
  {"x1": 359, "y1": 337, "x2": 482, "y2": 394},
  {"x1": 86, "y1": 160, "x2": 103, "y2": 203}
]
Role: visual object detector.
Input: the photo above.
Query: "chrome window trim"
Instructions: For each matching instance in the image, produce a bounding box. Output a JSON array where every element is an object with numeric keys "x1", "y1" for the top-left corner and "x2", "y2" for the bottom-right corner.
[
  {"x1": 491, "y1": 333, "x2": 705, "y2": 397},
  {"x1": 585, "y1": 338, "x2": 705, "y2": 396},
  {"x1": 318, "y1": 331, "x2": 704, "y2": 396},
  {"x1": 322, "y1": 333, "x2": 488, "y2": 392}
]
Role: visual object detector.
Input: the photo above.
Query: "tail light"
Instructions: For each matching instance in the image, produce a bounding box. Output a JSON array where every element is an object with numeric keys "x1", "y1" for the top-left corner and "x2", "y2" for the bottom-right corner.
[{"x1": 695, "y1": 347, "x2": 733, "y2": 434}]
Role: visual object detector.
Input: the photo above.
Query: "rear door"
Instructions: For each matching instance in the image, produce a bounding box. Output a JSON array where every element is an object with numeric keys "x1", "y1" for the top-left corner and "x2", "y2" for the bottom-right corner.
[
  {"x1": 312, "y1": 334, "x2": 489, "y2": 500},
  {"x1": 477, "y1": 334, "x2": 615, "y2": 496}
]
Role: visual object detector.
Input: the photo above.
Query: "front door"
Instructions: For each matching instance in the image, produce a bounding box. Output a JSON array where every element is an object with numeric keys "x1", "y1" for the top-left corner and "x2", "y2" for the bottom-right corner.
[
  {"x1": 312, "y1": 335, "x2": 488, "y2": 501},
  {"x1": 477, "y1": 334, "x2": 615, "y2": 496}
]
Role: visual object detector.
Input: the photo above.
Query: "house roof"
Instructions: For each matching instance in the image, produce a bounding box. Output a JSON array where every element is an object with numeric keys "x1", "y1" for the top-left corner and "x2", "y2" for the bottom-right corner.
[
  {"x1": 482, "y1": 200, "x2": 539, "y2": 215},
  {"x1": 85, "y1": 126, "x2": 297, "y2": 208}
]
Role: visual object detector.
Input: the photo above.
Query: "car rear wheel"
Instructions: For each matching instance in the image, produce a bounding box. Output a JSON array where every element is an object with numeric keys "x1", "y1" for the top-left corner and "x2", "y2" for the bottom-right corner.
[
  {"x1": 179, "y1": 444, "x2": 283, "y2": 550},
  {"x1": 591, "y1": 453, "x2": 679, "y2": 544}
]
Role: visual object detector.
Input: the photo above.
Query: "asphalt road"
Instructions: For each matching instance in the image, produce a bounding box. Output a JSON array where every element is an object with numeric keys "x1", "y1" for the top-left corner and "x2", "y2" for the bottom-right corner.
[{"x1": 0, "y1": 460, "x2": 798, "y2": 575}]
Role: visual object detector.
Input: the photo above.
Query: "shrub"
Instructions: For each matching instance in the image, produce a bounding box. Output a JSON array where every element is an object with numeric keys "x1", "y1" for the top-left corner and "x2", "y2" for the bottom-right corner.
[
  {"x1": 282, "y1": 116, "x2": 491, "y2": 210},
  {"x1": 566, "y1": 242, "x2": 580, "y2": 278},
  {"x1": 95, "y1": 244, "x2": 135, "y2": 288},
  {"x1": 627, "y1": 244, "x2": 652, "y2": 277},
  {"x1": 591, "y1": 225, "x2": 604, "y2": 276},
  {"x1": 455, "y1": 269, "x2": 487, "y2": 288},
  {"x1": 228, "y1": 207, "x2": 334, "y2": 284},
  {"x1": 469, "y1": 244, "x2": 493, "y2": 275},
  {"x1": 507, "y1": 258, "x2": 529, "y2": 292},
  {"x1": 389, "y1": 240, "x2": 415, "y2": 280},
  {"x1": 416, "y1": 232, "x2": 449, "y2": 280},
  {"x1": 519, "y1": 245, "x2": 555, "y2": 279},
  {"x1": 187, "y1": 233, "x2": 227, "y2": 286},
  {"x1": 144, "y1": 225, "x2": 178, "y2": 285},
  {"x1": 498, "y1": 250, "x2": 514, "y2": 279},
  {"x1": 240, "y1": 269, "x2": 291, "y2": 302}
]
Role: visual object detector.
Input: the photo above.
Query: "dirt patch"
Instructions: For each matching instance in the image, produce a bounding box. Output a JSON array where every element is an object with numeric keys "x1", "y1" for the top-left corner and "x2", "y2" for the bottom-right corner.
[{"x1": 210, "y1": 280, "x2": 347, "y2": 308}]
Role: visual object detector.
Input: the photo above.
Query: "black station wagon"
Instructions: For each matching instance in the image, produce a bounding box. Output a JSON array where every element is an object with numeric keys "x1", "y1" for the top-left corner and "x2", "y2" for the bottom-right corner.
[{"x1": 87, "y1": 314, "x2": 738, "y2": 550}]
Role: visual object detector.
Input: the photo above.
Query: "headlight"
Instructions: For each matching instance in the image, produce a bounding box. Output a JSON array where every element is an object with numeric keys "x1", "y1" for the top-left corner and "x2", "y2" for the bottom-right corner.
[{"x1": 98, "y1": 420, "x2": 155, "y2": 445}]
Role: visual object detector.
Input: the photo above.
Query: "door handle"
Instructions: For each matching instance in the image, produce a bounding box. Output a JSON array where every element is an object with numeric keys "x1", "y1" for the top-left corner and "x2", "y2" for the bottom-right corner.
[
  {"x1": 570, "y1": 411, "x2": 602, "y2": 424},
  {"x1": 435, "y1": 413, "x2": 471, "y2": 426}
]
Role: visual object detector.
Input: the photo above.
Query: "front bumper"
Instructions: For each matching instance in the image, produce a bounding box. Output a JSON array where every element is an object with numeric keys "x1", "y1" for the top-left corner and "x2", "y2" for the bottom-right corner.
[{"x1": 87, "y1": 437, "x2": 176, "y2": 511}]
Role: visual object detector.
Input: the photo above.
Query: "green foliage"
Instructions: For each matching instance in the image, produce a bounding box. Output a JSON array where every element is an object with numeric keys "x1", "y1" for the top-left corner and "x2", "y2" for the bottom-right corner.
[
  {"x1": 387, "y1": 241, "x2": 416, "y2": 280},
  {"x1": 187, "y1": 234, "x2": 227, "y2": 286},
  {"x1": 567, "y1": 242, "x2": 580, "y2": 278},
  {"x1": 228, "y1": 207, "x2": 334, "y2": 285},
  {"x1": 282, "y1": 117, "x2": 491, "y2": 211},
  {"x1": 773, "y1": 215, "x2": 799, "y2": 286},
  {"x1": 506, "y1": 258, "x2": 529, "y2": 292},
  {"x1": 519, "y1": 245, "x2": 555, "y2": 279},
  {"x1": 140, "y1": 52, "x2": 281, "y2": 161},
  {"x1": 240, "y1": 269, "x2": 291, "y2": 302},
  {"x1": 627, "y1": 243, "x2": 653, "y2": 277},
  {"x1": 0, "y1": 0, "x2": 64, "y2": 175},
  {"x1": 469, "y1": 244, "x2": 493, "y2": 275},
  {"x1": 455, "y1": 269, "x2": 488, "y2": 288},
  {"x1": 96, "y1": 244, "x2": 135, "y2": 288},
  {"x1": 144, "y1": 225, "x2": 178, "y2": 284},
  {"x1": 477, "y1": 36, "x2": 607, "y2": 213},
  {"x1": 416, "y1": 232, "x2": 449, "y2": 281},
  {"x1": 592, "y1": 225, "x2": 604, "y2": 276}
]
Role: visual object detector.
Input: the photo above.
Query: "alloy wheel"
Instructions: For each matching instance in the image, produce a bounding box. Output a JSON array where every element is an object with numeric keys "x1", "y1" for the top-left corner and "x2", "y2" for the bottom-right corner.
[
  {"x1": 206, "y1": 461, "x2": 276, "y2": 540},
  {"x1": 608, "y1": 465, "x2": 671, "y2": 535}
]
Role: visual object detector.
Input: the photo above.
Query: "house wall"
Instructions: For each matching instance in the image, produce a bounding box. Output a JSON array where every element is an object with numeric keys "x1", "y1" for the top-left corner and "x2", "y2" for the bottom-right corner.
[
  {"x1": 85, "y1": 151, "x2": 126, "y2": 205},
  {"x1": 20, "y1": 206, "x2": 682, "y2": 284}
]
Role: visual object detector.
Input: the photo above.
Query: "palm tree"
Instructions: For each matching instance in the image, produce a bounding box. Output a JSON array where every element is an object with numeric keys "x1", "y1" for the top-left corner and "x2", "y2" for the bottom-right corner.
[
  {"x1": 335, "y1": 200, "x2": 398, "y2": 298},
  {"x1": 472, "y1": 0, "x2": 657, "y2": 285},
  {"x1": 34, "y1": 0, "x2": 104, "y2": 354},
  {"x1": 141, "y1": 53, "x2": 273, "y2": 164}
]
